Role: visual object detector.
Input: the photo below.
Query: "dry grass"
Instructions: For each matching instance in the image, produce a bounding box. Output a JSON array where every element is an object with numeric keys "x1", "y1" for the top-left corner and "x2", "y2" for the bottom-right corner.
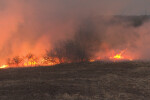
[{"x1": 0, "y1": 61, "x2": 149, "y2": 100}]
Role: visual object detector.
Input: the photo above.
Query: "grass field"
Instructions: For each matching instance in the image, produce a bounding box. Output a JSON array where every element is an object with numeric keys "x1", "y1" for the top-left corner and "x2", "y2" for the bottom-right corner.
[{"x1": 0, "y1": 61, "x2": 150, "y2": 100}]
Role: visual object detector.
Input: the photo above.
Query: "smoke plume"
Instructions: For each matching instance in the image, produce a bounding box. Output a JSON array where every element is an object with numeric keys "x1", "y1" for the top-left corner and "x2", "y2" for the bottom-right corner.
[{"x1": 0, "y1": 0, "x2": 150, "y2": 65}]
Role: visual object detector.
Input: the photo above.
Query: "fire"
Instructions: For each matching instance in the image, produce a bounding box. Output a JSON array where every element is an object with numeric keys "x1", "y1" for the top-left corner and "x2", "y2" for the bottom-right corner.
[
  {"x1": 24, "y1": 61, "x2": 37, "y2": 66},
  {"x1": 109, "y1": 49, "x2": 133, "y2": 61},
  {"x1": 0, "y1": 49, "x2": 135, "y2": 68},
  {"x1": 113, "y1": 53, "x2": 123, "y2": 59},
  {"x1": 1, "y1": 53, "x2": 64, "y2": 68},
  {"x1": 0, "y1": 65, "x2": 8, "y2": 69}
]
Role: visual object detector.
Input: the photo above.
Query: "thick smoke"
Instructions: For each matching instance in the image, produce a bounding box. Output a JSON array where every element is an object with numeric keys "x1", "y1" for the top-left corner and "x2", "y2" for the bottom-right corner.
[
  {"x1": 49, "y1": 16, "x2": 149, "y2": 62},
  {"x1": 49, "y1": 18, "x2": 102, "y2": 62},
  {"x1": 0, "y1": 0, "x2": 150, "y2": 65}
]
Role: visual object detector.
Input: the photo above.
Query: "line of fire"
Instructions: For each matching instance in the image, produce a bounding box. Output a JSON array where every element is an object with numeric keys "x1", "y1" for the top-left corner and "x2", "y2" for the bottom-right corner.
[{"x1": 0, "y1": 49, "x2": 135, "y2": 69}]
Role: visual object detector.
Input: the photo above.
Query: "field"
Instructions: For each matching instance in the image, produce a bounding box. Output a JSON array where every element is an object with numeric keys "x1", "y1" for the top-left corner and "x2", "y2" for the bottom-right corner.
[{"x1": 0, "y1": 61, "x2": 150, "y2": 100}]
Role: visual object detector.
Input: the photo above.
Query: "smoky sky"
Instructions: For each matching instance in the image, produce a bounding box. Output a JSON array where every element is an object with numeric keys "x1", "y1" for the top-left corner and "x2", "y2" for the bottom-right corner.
[
  {"x1": 21, "y1": 0, "x2": 150, "y2": 15},
  {"x1": 0, "y1": 0, "x2": 150, "y2": 63}
]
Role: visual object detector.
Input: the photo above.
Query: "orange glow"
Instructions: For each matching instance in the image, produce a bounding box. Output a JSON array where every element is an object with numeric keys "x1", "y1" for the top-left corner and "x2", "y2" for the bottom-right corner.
[
  {"x1": 109, "y1": 49, "x2": 133, "y2": 61},
  {"x1": 113, "y1": 53, "x2": 124, "y2": 59},
  {"x1": 0, "y1": 65, "x2": 8, "y2": 69},
  {"x1": 0, "y1": 48, "x2": 136, "y2": 69},
  {"x1": 89, "y1": 59, "x2": 95, "y2": 62}
]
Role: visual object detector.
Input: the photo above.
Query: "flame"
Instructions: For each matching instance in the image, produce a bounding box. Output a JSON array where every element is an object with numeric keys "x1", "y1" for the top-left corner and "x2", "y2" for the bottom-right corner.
[
  {"x1": 0, "y1": 48, "x2": 136, "y2": 68},
  {"x1": 113, "y1": 53, "x2": 124, "y2": 59},
  {"x1": 0, "y1": 65, "x2": 8, "y2": 69},
  {"x1": 109, "y1": 49, "x2": 133, "y2": 61}
]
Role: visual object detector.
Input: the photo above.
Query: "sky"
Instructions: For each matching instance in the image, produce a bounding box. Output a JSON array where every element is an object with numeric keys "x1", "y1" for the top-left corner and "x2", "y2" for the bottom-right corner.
[
  {"x1": 0, "y1": 0, "x2": 150, "y2": 15},
  {"x1": 22, "y1": 0, "x2": 150, "y2": 15}
]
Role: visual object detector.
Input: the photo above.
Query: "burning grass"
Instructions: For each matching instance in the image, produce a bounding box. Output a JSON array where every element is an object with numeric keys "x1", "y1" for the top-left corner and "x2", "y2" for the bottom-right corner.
[
  {"x1": 0, "y1": 16, "x2": 146, "y2": 69},
  {"x1": 0, "y1": 49, "x2": 135, "y2": 69}
]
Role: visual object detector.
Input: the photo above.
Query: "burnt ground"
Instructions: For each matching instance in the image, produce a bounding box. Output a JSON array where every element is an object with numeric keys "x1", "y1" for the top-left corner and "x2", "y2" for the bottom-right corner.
[{"x1": 0, "y1": 61, "x2": 149, "y2": 100}]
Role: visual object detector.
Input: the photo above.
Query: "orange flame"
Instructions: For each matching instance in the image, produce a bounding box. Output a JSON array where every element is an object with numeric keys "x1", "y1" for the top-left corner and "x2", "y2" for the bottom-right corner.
[
  {"x1": 113, "y1": 54, "x2": 123, "y2": 59},
  {"x1": 0, "y1": 65, "x2": 8, "y2": 69},
  {"x1": 112, "y1": 51, "x2": 124, "y2": 60},
  {"x1": 109, "y1": 49, "x2": 133, "y2": 61},
  {"x1": 0, "y1": 48, "x2": 135, "y2": 69}
]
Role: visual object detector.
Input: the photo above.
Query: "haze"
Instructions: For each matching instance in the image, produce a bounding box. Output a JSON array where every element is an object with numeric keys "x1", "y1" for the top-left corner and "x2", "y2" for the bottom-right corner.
[{"x1": 0, "y1": 0, "x2": 150, "y2": 65}]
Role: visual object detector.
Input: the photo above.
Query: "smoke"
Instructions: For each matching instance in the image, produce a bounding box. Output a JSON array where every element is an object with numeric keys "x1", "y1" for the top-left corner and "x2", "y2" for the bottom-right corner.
[
  {"x1": 0, "y1": 0, "x2": 150, "y2": 65},
  {"x1": 49, "y1": 16, "x2": 148, "y2": 62},
  {"x1": 49, "y1": 18, "x2": 102, "y2": 62}
]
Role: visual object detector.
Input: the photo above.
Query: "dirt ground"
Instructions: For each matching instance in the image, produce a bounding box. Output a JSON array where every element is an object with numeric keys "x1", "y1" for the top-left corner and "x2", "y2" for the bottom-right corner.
[{"x1": 0, "y1": 61, "x2": 149, "y2": 100}]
